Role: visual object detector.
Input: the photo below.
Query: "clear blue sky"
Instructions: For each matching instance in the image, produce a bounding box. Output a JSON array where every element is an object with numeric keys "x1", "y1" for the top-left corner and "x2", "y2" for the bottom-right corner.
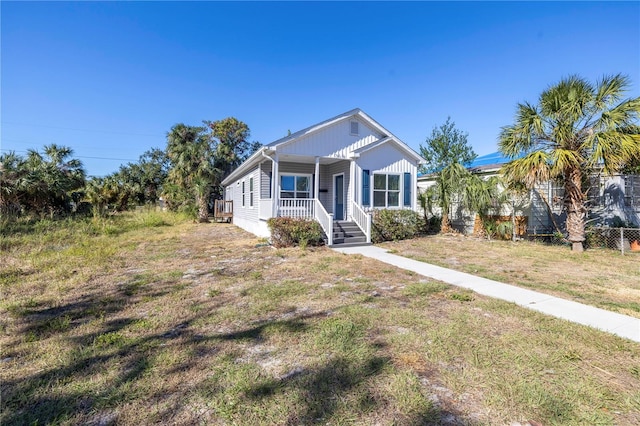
[{"x1": 2, "y1": 1, "x2": 639, "y2": 177}]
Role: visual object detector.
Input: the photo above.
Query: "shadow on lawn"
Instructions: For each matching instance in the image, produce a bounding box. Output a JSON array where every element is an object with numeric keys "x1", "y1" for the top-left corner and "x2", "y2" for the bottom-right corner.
[{"x1": 3, "y1": 290, "x2": 477, "y2": 426}]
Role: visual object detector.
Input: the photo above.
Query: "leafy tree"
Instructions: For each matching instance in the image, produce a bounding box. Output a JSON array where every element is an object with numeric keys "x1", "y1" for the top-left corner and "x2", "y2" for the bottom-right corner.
[
  {"x1": 115, "y1": 148, "x2": 170, "y2": 206},
  {"x1": 163, "y1": 118, "x2": 260, "y2": 222},
  {"x1": 419, "y1": 118, "x2": 477, "y2": 232},
  {"x1": 206, "y1": 117, "x2": 261, "y2": 198},
  {"x1": 499, "y1": 74, "x2": 640, "y2": 252}
]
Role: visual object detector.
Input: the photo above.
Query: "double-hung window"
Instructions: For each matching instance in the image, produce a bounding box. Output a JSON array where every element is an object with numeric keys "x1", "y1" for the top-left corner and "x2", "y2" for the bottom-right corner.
[
  {"x1": 280, "y1": 174, "x2": 311, "y2": 199},
  {"x1": 373, "y1": 174, "x2": 400, "y2": 207},
  {"x1": 241, "y1": 181, "x2": 246, "y2": 207},
  {"x1": 249, "y1": 177, "x2": 254, "y2": 207}
]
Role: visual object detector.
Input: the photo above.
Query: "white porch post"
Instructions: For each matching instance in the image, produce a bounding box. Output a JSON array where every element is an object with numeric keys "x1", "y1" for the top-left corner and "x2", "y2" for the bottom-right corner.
[
  {"x1": 314, "y1": 157, "x2": 320, "y2": 200},
  {"x1": 349, "y1": 159, "x2": 356, "y2": 221},
  {"x1": 272, "y1": 153, "x2": 279, "y2": 217}
]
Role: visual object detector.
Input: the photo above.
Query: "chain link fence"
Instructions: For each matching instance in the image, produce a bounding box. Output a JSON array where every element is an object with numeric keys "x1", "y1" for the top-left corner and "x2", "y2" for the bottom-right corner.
[
  {"x1": 586, "y1": 227, "x2": 640, "y2": 254},
  {"x1": 526, "y1": 227, "x2": 640, "y2": 254}
]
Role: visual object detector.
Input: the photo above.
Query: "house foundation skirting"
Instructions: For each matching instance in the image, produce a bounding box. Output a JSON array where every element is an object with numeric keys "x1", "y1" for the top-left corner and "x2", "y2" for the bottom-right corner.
[{"x1": 233, "y1": 216, "x2": 271, "y2": 238}]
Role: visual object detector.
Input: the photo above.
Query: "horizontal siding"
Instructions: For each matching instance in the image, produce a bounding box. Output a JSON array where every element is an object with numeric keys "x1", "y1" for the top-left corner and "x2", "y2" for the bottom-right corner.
[
  {"x1": 260, "y1": 161, "x2": 272, "y2": 199},
  {"x1": 277, "y1": 118, "x2": 382, "y2": 159},
  {"x1": 279, "y1": 162, "x2": 316, "y2": 175},
  {"x1": 227, "y1": 167, "x2": 260, "y2": 223}
]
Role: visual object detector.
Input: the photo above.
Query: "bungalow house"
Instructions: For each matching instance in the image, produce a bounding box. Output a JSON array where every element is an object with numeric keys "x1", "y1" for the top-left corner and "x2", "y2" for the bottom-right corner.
[
  {"x1": 417, "y1": 152, "x2": 640, "y2": 235},
  {"x1": 221, "y1": 109, "x2": 425, "y2": 246}
]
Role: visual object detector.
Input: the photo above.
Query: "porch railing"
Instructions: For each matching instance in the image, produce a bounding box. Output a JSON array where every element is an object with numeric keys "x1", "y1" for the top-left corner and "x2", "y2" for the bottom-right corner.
[
  {"x1": 315, "y1": 200, "x2": 333, "y2": 246},
  {"x1": 278, "y1": 198, "x2": 315, "y2": 219},
  {"x1": 352, "y1": 202, "x2": 372, "y2": 243},
  {"x1": 276, "y1": 198, "x2": 334, "y2": 245}
]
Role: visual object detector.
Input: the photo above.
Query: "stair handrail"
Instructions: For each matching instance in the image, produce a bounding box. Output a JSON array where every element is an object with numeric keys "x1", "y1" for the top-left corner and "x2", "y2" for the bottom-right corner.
[
  {"x1": 351, "y1": 202, "x2": 371, "y2": 243},
  {"x1": 314, "y1": 200, "x2": 333, "y2": 246}
]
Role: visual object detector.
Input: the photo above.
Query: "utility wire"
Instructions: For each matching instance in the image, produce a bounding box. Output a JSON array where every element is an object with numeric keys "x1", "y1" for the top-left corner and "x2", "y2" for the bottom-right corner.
[
  {"x1": 0, "y1": 148, "x2": 136, "y2": 162},
  {"x1": 1, "y1": 121, "x2": 164, "y2": 137}
]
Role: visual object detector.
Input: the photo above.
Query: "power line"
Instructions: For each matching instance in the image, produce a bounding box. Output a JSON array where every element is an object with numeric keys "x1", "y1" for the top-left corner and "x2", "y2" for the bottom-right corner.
[
  {"x1": 1, "y1": 121, "x2": 164, "y2": 138},
  {"x1": 0, "y1": 148, "x2": 136, "y2": 162}
]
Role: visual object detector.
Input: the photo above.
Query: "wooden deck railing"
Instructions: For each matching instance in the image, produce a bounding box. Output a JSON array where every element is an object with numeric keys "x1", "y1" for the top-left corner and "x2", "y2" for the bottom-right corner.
[
  {"x1": 214, "y1": 200, "x2": 233, "y2": 221},
  {"x1": 278, "y1": 198, "x2": 315, "y2": 219}
]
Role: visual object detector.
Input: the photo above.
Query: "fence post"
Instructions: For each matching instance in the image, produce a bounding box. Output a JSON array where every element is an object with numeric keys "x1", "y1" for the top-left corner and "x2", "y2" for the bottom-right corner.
[{"x1": 621, "y1": 227, "x2": 624, "y2": 255}]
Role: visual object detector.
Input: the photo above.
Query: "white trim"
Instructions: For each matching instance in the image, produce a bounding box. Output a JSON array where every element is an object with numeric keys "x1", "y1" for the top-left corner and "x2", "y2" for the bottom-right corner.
[
  {"x1": 279, "y1": 172, "x2": 313, "y2": 200},
  {"x1": 248, "y1": 177, "x2": 255, "y2": 209},
  {"x1": 333, "y1": 172, "x2": 345, "y2": 220},
  {"x1": 373, "y1": 173, "x2": 402, "y2": 209}
]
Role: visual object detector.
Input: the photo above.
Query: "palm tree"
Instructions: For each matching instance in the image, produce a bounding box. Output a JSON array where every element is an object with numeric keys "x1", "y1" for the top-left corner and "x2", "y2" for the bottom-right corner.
[
  {"x1": 499, "y1": 74, "x2": 640, "y2": 251},
  {"x1": 0, "y1": 152, "x2": 28, "y2": 216},
  {"x1": 165, "y1": 124, "x2": 216, "y2": 222}
]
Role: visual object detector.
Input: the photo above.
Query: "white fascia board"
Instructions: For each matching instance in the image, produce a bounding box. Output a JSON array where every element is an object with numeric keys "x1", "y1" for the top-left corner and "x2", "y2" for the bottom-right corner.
[{"x1": 354, "y1": 136, "x2": 425, "y2": 164}]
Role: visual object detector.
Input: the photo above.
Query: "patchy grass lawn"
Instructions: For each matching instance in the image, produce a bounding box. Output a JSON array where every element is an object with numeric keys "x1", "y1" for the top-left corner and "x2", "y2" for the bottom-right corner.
[
  {"x1": 380, "y1": 234, "x2": 640, "y2": 319},
  {"x1": 1, "y1": 212, "x2": 639, "y2": 425}
]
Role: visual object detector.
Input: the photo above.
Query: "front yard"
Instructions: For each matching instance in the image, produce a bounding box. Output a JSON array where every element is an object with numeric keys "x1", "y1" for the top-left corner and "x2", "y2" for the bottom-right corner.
[
  {"x1": 1, "y1": 212, "x2": 639, "y2": 425},
  {"x1": 380, "y1": 233, "x2": 640, "y2": 319}
]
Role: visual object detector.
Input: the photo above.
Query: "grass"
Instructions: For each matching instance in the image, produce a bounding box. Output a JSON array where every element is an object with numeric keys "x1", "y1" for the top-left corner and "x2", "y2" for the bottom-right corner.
[
  {"x1": 380, "y1": 233, "x2": 640, "y2": 318},
  {"x1": 1, "y1": 212, "x2": 639, "y2": 425}
]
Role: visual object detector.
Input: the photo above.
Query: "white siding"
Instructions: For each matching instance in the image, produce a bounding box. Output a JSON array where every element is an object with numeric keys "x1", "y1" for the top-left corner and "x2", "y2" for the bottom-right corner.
[
  {"x1": 260, "y1": 161, "x2": 272, "y2": 199},
  {"x1": 277, "y1": 118, "x2": 383, "y2": 159},
  {"x1": 356, "y1": 143, "x2": 418, "y2": 211},
  {"x1": 227, "y1": 166, "x2": 260, "y2": 225}
]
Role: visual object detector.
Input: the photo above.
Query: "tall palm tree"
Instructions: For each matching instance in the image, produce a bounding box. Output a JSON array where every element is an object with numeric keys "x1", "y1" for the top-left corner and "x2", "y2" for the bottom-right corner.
[
  {"x1": 165, "y1": 124, "x2": 216, "y2": 222},
  {"x1": 499, "y1": 75, "x2": 640, "y2": 251}
]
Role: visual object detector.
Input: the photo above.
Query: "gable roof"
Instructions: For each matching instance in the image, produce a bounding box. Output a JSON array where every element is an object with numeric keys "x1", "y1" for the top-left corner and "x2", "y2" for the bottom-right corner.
[{"x1": 222, "y1": 109, "x2": 424, "y2": 186}]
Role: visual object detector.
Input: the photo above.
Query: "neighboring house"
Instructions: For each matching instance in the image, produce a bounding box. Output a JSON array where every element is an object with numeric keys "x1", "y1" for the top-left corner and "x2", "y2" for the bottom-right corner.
[
  {"x1": 221, "y1": 109, "x2": 425, "y2": 245},
  {"x1": 417, "y1": 152, "x2": 640, "y2": 234}
]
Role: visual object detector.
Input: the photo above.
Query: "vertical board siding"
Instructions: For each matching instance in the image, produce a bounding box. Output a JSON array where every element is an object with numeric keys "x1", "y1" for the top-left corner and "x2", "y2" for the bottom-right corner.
[
  {"x1": 356, "y1": 143, "x2": 418, "y2": 210},
  {"x1": 277, "y1": 118, "x2": 382, "y2": 158}
]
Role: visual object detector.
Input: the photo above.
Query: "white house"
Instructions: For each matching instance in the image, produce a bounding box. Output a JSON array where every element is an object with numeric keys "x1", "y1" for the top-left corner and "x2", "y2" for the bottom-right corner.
[{"x1": 221, "y1": 109, "x2": 425, "y2": 245}]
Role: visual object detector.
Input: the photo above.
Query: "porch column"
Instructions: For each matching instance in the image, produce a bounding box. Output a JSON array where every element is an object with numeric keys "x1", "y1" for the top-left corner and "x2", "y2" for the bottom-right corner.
[
  {"x1": 272, "y1": 153, "x2": 279, "y2": 217},
  {"x1": 349, "y1": 159, "x2": 356, "y2": 221},
  {"x1": 314, "y1": 157, "x2": 320, "y2": 200}
]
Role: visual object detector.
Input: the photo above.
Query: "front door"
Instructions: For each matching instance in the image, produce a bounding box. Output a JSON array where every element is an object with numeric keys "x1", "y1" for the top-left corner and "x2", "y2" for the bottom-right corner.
[{"x1": 334, "y1": 174, "x2": 344, "y2": 220}]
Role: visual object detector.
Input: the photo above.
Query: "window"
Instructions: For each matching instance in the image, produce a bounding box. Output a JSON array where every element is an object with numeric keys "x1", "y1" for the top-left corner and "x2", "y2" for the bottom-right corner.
[
  {"x1": 280, "y1": 174, "x2": 311, "y2": 199},
  {"x1": 350, "y1": 120, "x2": 359, "y2": 136},
  {"x1": 242, "y1": 181, "x2": 246, "y2": 207},
  {"x1": 249, "y1": 177, "x2": 254, "y2": 207},
  {"x1": 373, "y1": 174, "x2": 400, "y2": 207},
  {"x1": 625, "y1": 175, "x2": 640, "y2": 207},
  {"x1": 550, "y1": 180, "x2": 564, "y2": 209}
]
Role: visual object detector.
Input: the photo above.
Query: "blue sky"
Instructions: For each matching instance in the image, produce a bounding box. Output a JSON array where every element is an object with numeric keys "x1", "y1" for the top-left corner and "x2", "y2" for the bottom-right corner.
[{"x1": 2, "y1": 1, "x2": 639, "y2": 177}]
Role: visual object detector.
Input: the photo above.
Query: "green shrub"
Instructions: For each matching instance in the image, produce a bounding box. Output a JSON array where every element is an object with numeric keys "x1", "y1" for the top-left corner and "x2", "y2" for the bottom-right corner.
[
  {"x1": 371, "y1": 209, "x2": 424, "y2": 243},
  {"x1": 267, "y1": 217, "x2": 324, "y2": 248}
]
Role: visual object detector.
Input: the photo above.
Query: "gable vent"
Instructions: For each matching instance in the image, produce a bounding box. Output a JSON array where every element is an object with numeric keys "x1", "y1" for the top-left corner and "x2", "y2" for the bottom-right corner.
[{"x1": 350, "y1": 120, "x2": 359, "y2": 135}]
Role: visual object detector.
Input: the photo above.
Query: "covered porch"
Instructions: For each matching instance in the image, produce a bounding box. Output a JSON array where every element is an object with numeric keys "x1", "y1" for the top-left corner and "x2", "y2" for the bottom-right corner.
[{"x1": 257, "y1": 153, "x2": 371, "y2": 245}]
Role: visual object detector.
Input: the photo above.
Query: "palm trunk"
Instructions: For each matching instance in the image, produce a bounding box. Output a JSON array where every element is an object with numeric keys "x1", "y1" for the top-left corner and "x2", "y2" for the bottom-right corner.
[
  {"x1": 196, "y1": 194, "x2": 210, "y2": 223},
  {"x1": 564, "y1": 167, "x2": 586, "y2": 252},
  {"x1": 440, "y1": 206, "x2": 453, "y2": 233}
]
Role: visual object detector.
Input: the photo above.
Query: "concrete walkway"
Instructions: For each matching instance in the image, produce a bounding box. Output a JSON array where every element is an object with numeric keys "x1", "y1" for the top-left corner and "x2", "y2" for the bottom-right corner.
[{"x1": 333, "y1": 245, "x2": 640, "y2": 343}]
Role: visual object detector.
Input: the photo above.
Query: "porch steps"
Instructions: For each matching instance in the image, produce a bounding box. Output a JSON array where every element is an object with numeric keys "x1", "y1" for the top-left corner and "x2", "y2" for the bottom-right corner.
[{"x1": 327, "y1": 220, "x2": 371, "y2": 247}]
